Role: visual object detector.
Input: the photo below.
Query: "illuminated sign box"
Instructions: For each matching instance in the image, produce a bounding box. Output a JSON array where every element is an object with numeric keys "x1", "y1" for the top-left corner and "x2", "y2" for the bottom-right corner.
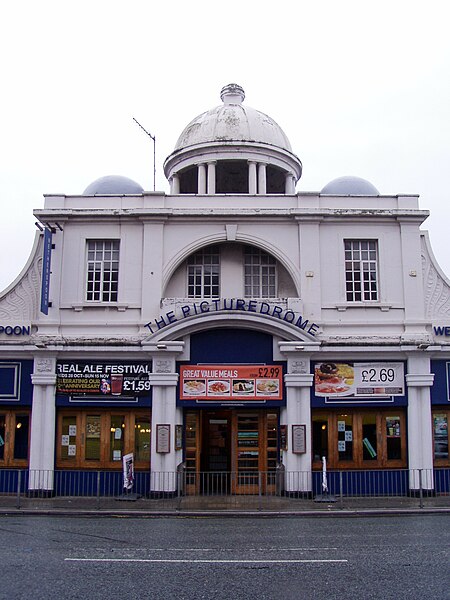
[{"x1": 180, "y1": 364, "x2": 283, "y2": 401}]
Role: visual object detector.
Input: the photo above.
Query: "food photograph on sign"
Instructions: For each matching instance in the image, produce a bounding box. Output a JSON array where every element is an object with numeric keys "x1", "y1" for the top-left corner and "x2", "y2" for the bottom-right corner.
[
  {"x1": 314, "y1": 362, "x2": 404, "y2": 397},
  {"x1": 180, "y1": 365, "x2": 282, "y2": 401}
]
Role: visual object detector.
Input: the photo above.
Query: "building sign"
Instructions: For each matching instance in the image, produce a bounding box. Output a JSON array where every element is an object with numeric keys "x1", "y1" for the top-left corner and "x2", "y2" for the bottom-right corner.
[
  {"x1": 314, "y1": 362, "x2": 405, "y2": 397},
  {"x1": 433, "y1": 326, "x2": 450, "y2": 337},
  {"x1": 145, "y1": 299, "x2": 319, "y2": 337},
  {"x1": 40, "y1": 227, "x2": 53, "y2": 315},
  {"x1": 0, "y1": 325, "x2": 31, "y2": 336},
  {"x1": 180, "y1": 364, "x2": 283, "y2": 401},
  {"x1": 56, "y1": 362, "x2": 151, "y2": 397}
]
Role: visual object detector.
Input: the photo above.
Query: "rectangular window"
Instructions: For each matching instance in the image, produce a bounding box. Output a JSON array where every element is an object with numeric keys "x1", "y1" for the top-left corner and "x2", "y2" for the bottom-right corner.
[
  {"x1": 344, "y1": 240, "x2": 378, "y2": 302},
  {"x1": 244, "y1": 246, "x2": 277, "y2": 298},
  {"x1": 312, "y1": 410, "x2": 406, "y2": 469},
  {"x1": 0, "y1": 411, "x2": 30, "y2": 466},
  {"x1": 86, "y1": 240, "x2": 119, "y2": 302},
  {"x1": 187, "y1": 246, "x2": 220, "y2": 298},
  {"x1": 57, "y1": 411, "x2": 151, "y2": 470}
]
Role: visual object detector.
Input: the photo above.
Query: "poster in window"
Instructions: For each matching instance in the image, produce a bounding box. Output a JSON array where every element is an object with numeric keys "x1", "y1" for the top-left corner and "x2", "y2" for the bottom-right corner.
[
  {"x1": 292, "y1": 425, "x2": 306, "y2": 454},
  {"x1": 280, "y1": 425, "x2": 288, "y2": 450},
  {"x1": 68, "y1": 445, "x2": 76, "y2": 456},
  {"x1": 314, "y1": 362, "x2": 404, "y2": 397},
  {"x1": 68, "y1": 425, "x2": 77, "y2": 436},
  {"x1": 386, "y1": 417, "x2": 401, "y2": 437},
  {"x1": 156, "y1": 424, "x2": 170, "y2": 453},
  {"x1": 61, "y1": 435, "x2": 70, "y2": 447},
  {"x1": 175, "y1": 425, "x2": 183, "y2": 451}
]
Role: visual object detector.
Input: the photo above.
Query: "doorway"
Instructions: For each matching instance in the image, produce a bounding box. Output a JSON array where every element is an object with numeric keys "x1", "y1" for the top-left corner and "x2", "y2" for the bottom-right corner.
[{"x1": 184, "y1": 409, "x2": 279, "y2": 494}]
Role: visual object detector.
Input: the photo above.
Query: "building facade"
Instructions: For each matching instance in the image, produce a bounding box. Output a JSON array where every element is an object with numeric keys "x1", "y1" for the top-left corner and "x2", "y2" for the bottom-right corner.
[{"x1": 1, "y1": 84, "x2": 449, "y2": 496}]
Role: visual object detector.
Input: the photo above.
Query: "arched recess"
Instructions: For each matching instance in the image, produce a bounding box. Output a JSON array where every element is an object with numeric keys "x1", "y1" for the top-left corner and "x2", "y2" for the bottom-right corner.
[{"x1": 161, "y1": 233, "x2": 301, "y2": 298}]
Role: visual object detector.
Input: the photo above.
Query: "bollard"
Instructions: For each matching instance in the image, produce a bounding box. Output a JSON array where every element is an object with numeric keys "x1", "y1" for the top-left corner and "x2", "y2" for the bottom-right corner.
[
  {"x1": 419, "y1": 469, "x2": 423, "y2": 509},
  {"x1": 96, "y1": 471, "x2": 101, "y2": 510},
  {"x1": 16, "y1": 470, "x2": 22, "y2": 510}
]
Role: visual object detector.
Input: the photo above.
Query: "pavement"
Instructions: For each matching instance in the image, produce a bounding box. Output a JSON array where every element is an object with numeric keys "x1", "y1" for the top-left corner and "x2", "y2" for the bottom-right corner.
[{"x1": 1, "y1": 493, "x2": 449, "y2": 517}]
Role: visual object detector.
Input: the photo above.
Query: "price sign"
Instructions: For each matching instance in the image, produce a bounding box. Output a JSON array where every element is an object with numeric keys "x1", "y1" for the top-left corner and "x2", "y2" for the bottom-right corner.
[{"x1": 354, "y1": 363, "x2": 404, "y2": 396}]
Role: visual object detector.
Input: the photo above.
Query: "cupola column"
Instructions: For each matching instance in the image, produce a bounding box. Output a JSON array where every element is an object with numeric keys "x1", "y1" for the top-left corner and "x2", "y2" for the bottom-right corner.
[
  {"x1": 198, "y1": 163, "x2": 207, "y2": 194},
  {"x1": 285, "y1": 173, "x2": 296, "y2": 194},
  {"x1": 207, "y1": 161, "x2": 216, "y2": 194},
  {"x1": 258, "y1": 163, "x2": 267, "y2": 195},
  {"x1": 248, "y1": 161, "x2": 257, "y2": 194},
  {"x1": 170, "y1": 173, "x2": 180, "y2": 194}
]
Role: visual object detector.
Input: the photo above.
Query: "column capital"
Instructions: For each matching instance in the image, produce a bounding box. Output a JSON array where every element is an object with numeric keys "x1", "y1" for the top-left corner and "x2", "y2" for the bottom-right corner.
[
  {"x1": 284, "y1": 373, "x2": 314, "y2": 387},
  {"x1": 406, "y1": 373, "x2": 435, "y2": 387},
  {"x1": 32, "y1": 373, "x2": 57, "y2": 386},
  {"x1": 149, "y1": 373, "x2": 179, "y2": 386}
]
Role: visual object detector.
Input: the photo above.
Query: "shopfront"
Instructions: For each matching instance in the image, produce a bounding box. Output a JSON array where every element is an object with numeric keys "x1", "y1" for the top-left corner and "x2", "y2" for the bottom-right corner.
[
  {"x1": 0, "y1": 360, "x2": 33, "y2": 470},
  {"x1": 311, "y1": 361, "x2": 408, "y2": 471},
  {"x1": 55, "y1": 360, "x2": 152, "y2": 472},
  {"x1": 430, "y1": 360, "x2": 450, "y2": 468}
]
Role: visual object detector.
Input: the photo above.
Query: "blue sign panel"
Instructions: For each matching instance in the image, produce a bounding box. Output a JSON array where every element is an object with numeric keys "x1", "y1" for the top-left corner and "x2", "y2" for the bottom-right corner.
[
  {"x1": 40, "y1": 228, "x2": 52, "y2": 315},
  {"x1": 0, "y1": 361, "x2": 33, "y2": 405},
  {"x1": 430, "y1": 361, "x2": 450, "y2": 404}
]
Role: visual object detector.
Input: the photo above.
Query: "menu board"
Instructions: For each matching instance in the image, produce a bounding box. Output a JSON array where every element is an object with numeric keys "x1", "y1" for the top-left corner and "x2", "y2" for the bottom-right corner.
[
  {"x1": 314, "y1": 362, "x2": 404, "y2": 397},
  {"x1": 56, "y1": 361, "x2": 151, "y2": 397},
  {"x1": 180, "y1": 365, "x2": 283, "y2": 401}
]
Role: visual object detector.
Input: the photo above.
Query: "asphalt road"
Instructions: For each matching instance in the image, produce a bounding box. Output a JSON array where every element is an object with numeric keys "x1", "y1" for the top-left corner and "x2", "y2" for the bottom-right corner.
[{"x1": 0, "y1": 514, "x2": 448, "y2": 600}]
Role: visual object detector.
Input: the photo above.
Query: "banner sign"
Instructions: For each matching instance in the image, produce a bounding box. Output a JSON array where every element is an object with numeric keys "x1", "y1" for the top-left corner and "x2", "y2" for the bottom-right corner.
[
  {"x1": 56, "y1": 362, "x2": 151, "y2": 397},
  {"x1": 314, "y1": 362, "x2": 404, "y2": 397},
  {"x1": 180, "y1": 364, "x2": 283, "y2": 401},
  {"x1": 40, "y1": 228, "x2": 52, "y2": 315},
  {"x1": 122, "y1": 453, "x2": 134, "y2": 490}
]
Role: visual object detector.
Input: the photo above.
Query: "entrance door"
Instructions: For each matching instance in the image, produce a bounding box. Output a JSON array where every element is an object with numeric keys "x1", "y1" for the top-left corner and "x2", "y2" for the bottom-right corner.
[{"x1": 200, "y1": 411, "x2": 231, "y2": 494}]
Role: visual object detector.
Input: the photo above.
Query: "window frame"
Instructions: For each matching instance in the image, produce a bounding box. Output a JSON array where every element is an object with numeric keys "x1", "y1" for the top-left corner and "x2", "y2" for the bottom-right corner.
[
  {"x1": 344, "y1": 239, "x2": 379, "y2": 302},
  {"x1": 56, "y1": 410, "x2": 151, "y2": 470},
  {"x1": 0, "y1": 410, "x2": 30, "y2": 467},
  {"x1": 432, "y1": 409, "x2": 449, "y2": 466},
  {"x1": 187, "y1": 246, "x2": 220, "y2": 299},
  {"x1": 243, "y1": 246, "x2": 277, "y2": 298},
  {"x1": 85, "y1": 239, "x2": 120, "y2": 303},
  {"x1": 312, "y1": 409, "x2": 406, "y2": 470}
]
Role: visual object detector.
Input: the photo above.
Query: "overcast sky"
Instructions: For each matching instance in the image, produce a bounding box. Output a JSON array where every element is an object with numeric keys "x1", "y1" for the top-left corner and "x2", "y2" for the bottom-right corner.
[{"x1": 1, "y1": 0, "x2": 449, "y2": 292}]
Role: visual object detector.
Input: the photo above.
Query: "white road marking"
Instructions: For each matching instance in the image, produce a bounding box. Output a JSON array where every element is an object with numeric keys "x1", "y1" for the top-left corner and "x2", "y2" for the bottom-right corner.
[{"x1": 65, "y1": 558, "x2": 347, "y2": 564}]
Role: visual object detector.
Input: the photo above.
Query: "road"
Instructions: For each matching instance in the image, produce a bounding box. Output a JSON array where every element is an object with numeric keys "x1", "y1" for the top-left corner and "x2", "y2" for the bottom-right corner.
[{"x1": 0, "y1": 514, "x2": 448, "y2": 599}]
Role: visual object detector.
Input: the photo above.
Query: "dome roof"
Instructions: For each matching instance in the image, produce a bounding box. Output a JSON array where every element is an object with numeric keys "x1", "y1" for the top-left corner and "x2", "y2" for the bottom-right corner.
[
  {"x1": 321, "y1": 176, "x2": 379, "y2": 195},
  {"x1": 83, "y1": 175, "x2": 143, "y2": 195},
  {"x1": 174, "y1": 84, "x2": 293, "y2": 152}
]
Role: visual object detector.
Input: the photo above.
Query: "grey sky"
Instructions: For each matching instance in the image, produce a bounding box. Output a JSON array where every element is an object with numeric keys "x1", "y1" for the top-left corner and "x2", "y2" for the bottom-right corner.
[{"x1": 1, "y1": 0, "x2": 449, "y2": 291}]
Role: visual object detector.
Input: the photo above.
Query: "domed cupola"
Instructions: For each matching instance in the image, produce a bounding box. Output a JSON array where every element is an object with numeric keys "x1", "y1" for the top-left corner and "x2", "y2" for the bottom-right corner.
[
  {"x1": 321, "y1": 176, "x2": 379, "y2": 195},
  {"x1": 83, "y1": 175, "x2": 144, "y2": 195},
  {"x1": 164, "y1": 84, "x2": 302, "y2": 195}
]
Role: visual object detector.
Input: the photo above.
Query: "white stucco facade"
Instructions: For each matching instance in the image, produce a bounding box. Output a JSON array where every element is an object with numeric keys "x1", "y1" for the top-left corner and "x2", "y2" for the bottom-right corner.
[{"x1": 1, "y1": 84, "x2": 449, "y2": 496}]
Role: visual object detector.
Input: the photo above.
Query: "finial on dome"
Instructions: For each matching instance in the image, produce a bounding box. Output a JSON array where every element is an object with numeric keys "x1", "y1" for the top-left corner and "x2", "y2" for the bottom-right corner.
[{"x1": 220, "y1": 83, "x2": 245, "y2": 104}]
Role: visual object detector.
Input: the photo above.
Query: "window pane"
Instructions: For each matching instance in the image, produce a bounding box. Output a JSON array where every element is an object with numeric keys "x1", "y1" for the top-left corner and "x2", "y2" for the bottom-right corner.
[
  {"x1": 135, "y1": 417, "x2": 151, "y2": 463},
  {"x1": 344, "y1": 240, "x2": 378, "y2": 302},
  {"x1": 0, "y1": 415, "x2": 5, "y2": 461},
  {"x1": 244, "y1": 247, "x2": 277, "y2": 298},
  {"x1": 386, "y1": 416, "x2": 402, "y2": 460},
  {"x1": 13, "y1": 414, "x2": 29, "y2": 460},
  {"x1": 362, "y1": 414, "x2": 378, "y2": 461},
  {"x1": 61, "y1": 416, "x2": 77, "y2": 461},
  {"x1": 86, "y1": 240, "x2": 120, "y2": 302},
  {"x1": 110, "y1": 415, "x2": 125, "y2": 462},
  {"x1": 85, "y1": 416, "x2": 101, "y2": 460},
  {"x1": 337, "y1": 415, "x2": 353, "y2": 461},
  {"x1": 312, "y1": 416, "x2": 328, "y2": 462},
  {"x1": 433, "y1": 414, "x2": 448, "y2": 459}
]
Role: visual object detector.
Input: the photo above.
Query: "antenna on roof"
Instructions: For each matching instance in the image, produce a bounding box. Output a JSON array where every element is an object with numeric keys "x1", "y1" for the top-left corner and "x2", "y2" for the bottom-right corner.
[{"x1": 133, "y1": 117, "x2": 156, "y2": 191}]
